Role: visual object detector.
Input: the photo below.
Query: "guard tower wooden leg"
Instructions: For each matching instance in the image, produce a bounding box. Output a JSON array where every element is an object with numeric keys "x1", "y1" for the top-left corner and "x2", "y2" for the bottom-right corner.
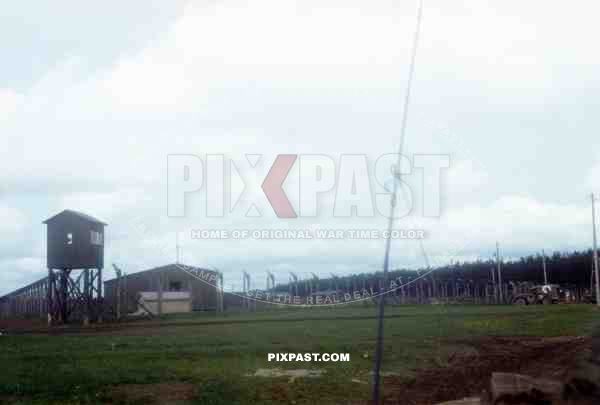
[
  {"x1": 47, "y1": 268, "x2": 53, "y2": 326},
  {"x1": 83, "y1": 269, "x2": 90, "y2": 326},
  {"x1": 97, "y1": 268, "x2": 103, "y2": 323},
  {"x1": 59, "y1": 270, "x2": 69, "y2": 323}
]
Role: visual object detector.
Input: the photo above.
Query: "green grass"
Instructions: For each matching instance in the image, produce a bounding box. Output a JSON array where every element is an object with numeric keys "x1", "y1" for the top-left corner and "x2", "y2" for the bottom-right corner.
[{"x1": 0, "y1": 304, "x2": 597, "y2": 404}]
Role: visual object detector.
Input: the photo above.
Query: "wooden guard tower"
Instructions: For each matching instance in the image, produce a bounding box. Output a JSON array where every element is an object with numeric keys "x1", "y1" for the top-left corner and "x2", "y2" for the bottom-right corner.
[{"x1": 43, "y1": 210, "x2": 106, "y2": 325}]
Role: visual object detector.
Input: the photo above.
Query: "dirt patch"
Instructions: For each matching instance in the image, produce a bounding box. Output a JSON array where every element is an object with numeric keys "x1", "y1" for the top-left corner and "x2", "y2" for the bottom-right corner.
[
  {"x1": 105, "y1": 382, "x2": 197, "y2": 404},
  {"x1": 383, "y1": 336, "x2": 590, "y2": 405},
  {"x1": 248, "y1": 368, "x2": 324, "y2": 379}
]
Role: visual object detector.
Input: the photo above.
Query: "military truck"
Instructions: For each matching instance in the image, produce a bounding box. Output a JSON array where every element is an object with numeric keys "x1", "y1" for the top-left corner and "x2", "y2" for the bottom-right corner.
[{"x1": 511, "y1": 284, "x2": 561, "y2": 305}]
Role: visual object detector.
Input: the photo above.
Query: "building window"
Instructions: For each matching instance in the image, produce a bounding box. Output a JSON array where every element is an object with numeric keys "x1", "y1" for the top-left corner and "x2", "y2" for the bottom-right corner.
[
  {"x1": 90, "y1": 230, "x2": 103, "y2": 246},
  {"x1": 67, "y1": 233, "x2": 73, "y2": 245}
]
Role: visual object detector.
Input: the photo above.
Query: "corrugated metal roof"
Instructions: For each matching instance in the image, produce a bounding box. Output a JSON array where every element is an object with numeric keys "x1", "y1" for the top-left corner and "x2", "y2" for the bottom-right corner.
[{"x1": 104, "y1": 263, "x2": 214, "y2": 284}]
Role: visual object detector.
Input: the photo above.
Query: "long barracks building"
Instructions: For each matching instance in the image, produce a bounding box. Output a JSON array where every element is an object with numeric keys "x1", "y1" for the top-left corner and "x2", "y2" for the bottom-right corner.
[{"x1": 104, "y1": 263, "x2": 218, "y2": 313}]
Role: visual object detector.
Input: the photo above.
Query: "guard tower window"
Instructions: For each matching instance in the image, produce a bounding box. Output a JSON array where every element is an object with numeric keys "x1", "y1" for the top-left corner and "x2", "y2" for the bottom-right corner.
[
  {"x1": 67, "y1": 233, "x2": 73, "y2": 245},
  {"x1": 90, "y1": 230, "x2": 103, "y2": 246},
  {"x1": 169, "y1": 281, "x2": 182, "y2": 291}
]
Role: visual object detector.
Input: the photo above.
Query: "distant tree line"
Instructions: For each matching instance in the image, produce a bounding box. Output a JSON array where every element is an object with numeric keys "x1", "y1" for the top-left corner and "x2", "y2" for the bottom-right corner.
[{"x1": 273, "y1": 250, "x2": 598, "y2": 294}]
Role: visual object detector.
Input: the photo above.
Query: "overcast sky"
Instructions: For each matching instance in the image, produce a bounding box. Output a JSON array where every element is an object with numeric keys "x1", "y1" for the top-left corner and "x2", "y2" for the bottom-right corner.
[{"x1": 1, "y1": 0, "x2": 599, "y2": 294}]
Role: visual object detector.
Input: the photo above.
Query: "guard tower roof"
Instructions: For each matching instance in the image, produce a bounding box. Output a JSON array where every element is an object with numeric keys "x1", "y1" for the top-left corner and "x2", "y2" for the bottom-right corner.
[{"x1": 43, "y1": 209, "x2": 107, "y2": 226}]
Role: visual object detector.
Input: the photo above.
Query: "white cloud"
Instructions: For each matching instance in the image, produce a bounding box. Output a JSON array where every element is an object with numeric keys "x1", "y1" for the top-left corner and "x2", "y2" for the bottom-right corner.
[
  {"x1": 446, "y1": 159, "x2": 488, "y2": 188},
  {"x1": 0, "y1": 88, "x2": 22, "y2": 121},
  {"x1": 441, "y1": 195, "x2": 590, "y2": 251},
  {"x1": 64, "y1": 0, "x2": 600, "y2": 113},
  {"x1": 586, "y1": 152, "x2": 600, "y2": 194},
  {"x1": 59, "y1": 189, "x2": 150, "y2": 223},
  {"x1": 0, "y1": 257, "x2": 46, "y2": 296},
  {"x1": 1, "y1": 0, "x2": 600, "y2": 293},
  {"x1": 0, "y1": 204, "x2": 28, "y2": 235}
]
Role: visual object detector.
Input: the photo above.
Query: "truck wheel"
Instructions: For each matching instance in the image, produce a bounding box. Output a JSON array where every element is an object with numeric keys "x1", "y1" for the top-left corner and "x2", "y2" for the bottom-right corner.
[{"x1": 513, "y1": 297, "x2": 528, "y2": 305}]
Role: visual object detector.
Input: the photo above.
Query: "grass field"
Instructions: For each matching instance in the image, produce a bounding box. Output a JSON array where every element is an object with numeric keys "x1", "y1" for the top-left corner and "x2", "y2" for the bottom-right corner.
[{"x1": 0, "y1": 304, "x2": 597, "y2": 404}]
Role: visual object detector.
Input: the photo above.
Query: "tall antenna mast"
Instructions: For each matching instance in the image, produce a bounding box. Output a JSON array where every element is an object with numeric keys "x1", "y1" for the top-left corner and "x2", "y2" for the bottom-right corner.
[{"x1": 372, "y1": 0, "x2": 425, "y2": 403}]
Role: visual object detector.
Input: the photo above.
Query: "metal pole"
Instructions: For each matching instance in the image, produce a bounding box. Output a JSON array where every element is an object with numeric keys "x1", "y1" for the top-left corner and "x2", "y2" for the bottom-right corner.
[
  {"x1": 157, "y1": 272, "x2": 163, "y2": 316},
  {"x1": 176, "y1": 232, "x2": 180, "y2": 264},
  {"x1": 116, "y1": 269, "x2": 122, "y2": 320},
  {"x1": 123, "y1": 272, "x2": 128, "y2": 315},
  {"x1": 592, "y1": 193, "x2": 600, "y2": 307},
  {"x1": 542, "y1": 250, "x2": 548, "y2": 285},
  {"x1": 490, "y1": 266, "x2": 496, "y2": 303},
  {"x1": 496, "y1": 242, "x2": 503, "y2": 304},
  {"x1": 206, "y1": 265, "x2": 223, "y2": 313},
  {"x1": 215, "y1": 271, "x2": 222, "y2": 313}
]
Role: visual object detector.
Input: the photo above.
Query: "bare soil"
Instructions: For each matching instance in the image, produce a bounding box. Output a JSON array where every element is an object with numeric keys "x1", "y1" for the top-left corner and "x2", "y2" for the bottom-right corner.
[{"x1": 382, "y1": 336, "x2": 591, "y2": 405}]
